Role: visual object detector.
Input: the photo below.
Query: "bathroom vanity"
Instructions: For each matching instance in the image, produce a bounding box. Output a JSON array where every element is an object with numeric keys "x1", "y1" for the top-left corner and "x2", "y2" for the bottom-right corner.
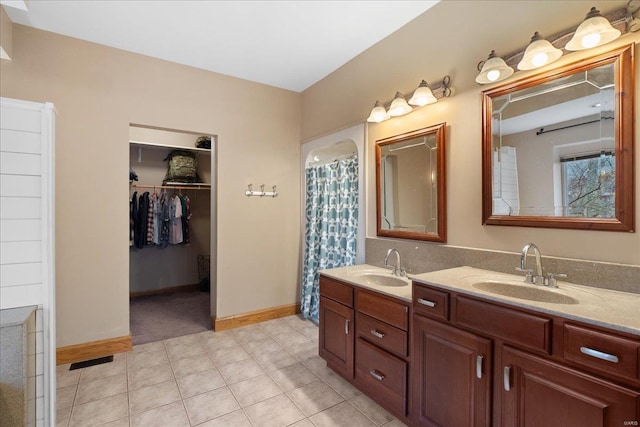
[{"x1": 319, "y1": 265, "x2": 640, "y2": 427}]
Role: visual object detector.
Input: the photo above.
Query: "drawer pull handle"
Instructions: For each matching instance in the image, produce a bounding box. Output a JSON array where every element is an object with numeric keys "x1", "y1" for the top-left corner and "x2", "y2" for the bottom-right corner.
[
  {"x1": 580, "y1": 346, "x2": 619, "y2": 363},
  {"x1": 417, "y1": 298, "x2": 436, "y2": 308},
  {"x1": 370, "y1": 329, "x2": 385, "y2": 339},
  {"x1": 369, "y1": 370, "x2": 385, "y2": 381},
  {"x1": 476, "y1": 355, "x2": 483, "y2": 379},
  {"x1": 503, "y1": 366, "x2": 511, "y2": 391},
  {"x1": 345, "y1": 319, "x2": 349, "y2": 335}
]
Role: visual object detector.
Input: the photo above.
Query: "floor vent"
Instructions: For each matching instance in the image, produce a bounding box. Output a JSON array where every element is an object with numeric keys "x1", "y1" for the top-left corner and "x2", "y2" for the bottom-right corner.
[{"x1": 69, "y1": 355, "x2": 114, "y2": 370}]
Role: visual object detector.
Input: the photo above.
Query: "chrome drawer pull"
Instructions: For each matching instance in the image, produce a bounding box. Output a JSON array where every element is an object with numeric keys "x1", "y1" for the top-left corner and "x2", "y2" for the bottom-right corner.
[
  {"x1": 503, "y1": 366, "x2": 511, "y2": 391},
  {"x1": 370, "y1": 329, "x2": 385, "y2": 339},
  {"x1": 580, "y1": 346, "x2": 619, "y2": 363},
  {"x1": 476, "y1": 355, "x2": 483, "y2": 379},
  {"x1": 345, "y1": 319, "x2": 349, "y2": 335},
  {"x1": 369, "y1": 369, "x2": 385, "y2": 381},
  {"x1": 417, "y1": 298, "x2": 436, "y2": 308}
]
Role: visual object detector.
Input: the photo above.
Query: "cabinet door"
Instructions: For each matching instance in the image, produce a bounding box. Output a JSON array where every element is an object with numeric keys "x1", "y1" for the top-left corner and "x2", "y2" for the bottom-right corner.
[
  {"x1": 319, "y1": 296, "x2": 354, "y2": 379},
  {"x1": 412, "y1": 315, "x2": 492, "y2": 426},
  {"x1": 501, "y1": 345, "x2": 640, "y2": 427}
]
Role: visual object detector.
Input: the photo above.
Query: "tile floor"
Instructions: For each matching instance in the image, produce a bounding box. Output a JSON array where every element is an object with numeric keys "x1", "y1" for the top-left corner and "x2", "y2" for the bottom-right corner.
[{"x1": 56, "y1": 314, "x2": 408, "y2": 427}]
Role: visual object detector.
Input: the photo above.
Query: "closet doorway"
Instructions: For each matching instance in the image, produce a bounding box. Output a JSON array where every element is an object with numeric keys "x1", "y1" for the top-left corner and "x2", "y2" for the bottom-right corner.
[{"x1": 128, "y1": 124, "x2": 217, "y2": 345}]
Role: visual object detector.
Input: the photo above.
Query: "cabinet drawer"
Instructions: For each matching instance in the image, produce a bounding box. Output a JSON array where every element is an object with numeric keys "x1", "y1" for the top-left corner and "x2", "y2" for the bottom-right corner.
[
  {"x1": 563, "y1": 323, "x2": 640, "y2": 383},
  {"x1": 455, "y1": 296, "x2": 551, "y2": 354},
  {"x1": 356, "y1": 312, "x2": 408, "y2": 357},
  {"x1": 412, "y1": 283, "x2": 449, "y2": 321},
  {"x1": 356, "y1": 289, "x2": 409, "y2": 331},
  {"x1": 355, "y1": 338, "x2": 407, "y2": 416},
  {"x1": 320, "y1": 275, "x2": 353, "y2": 308}
]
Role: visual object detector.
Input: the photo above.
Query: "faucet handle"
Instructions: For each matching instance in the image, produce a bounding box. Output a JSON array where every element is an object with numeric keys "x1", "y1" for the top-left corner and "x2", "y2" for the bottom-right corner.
[
  {"x1": 546, "y1": 272, "x2": 567, "y2": 288},
  {"x1": 515, "y1": 267, "x2": 534, "y2": 284}
]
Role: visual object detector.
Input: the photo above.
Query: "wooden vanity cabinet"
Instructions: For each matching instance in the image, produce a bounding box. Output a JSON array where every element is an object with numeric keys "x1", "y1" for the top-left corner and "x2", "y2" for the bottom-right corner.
[
  {"x1": 319, "y1": 277, "x2": 354, "y2": 379},
  {"x1": 501, "y1": 345, "x2": 639, "y2": 427},
  {"x1": 411, "y1": 281, "x2": 640, "y2": 427},
  {"x1": 319, "y1": 275, "x2": 412, "y2": 422},
  {"x1": 412, "y1": 314, "x2": 491, "y2": 426}
]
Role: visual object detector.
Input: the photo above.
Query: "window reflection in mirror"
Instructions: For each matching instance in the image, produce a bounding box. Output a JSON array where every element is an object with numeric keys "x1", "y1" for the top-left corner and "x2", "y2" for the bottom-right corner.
[
  {"x1": 376, "y1": 123, "x2": 446, "y2": 242},
  {"x1": 482, "y1": 44, "x2": 634, "y2": 231}
]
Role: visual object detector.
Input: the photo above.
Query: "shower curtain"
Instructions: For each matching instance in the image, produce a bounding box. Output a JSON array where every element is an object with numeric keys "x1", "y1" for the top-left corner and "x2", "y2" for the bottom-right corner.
[{"x1": 301, "y1": 157, "x2": 359, "y2": 323}]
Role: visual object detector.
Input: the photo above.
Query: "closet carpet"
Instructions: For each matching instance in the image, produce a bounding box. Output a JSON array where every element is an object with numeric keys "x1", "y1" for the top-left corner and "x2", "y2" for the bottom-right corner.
[{"x1": 130, "y1": 290, "x2": 210, "y2": 345}]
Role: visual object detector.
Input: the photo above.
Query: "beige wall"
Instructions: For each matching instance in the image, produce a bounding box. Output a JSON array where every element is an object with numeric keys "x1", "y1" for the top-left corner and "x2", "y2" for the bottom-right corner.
[
  {"x1": 0, "y1": 25, "x2": 301, "y2": 346},
  {"x1": 302, "y1": 0, "x2": 640, "y2": 266},
  {"x1": 0, "y1": 7, "x2": 12, "y2": 60}
]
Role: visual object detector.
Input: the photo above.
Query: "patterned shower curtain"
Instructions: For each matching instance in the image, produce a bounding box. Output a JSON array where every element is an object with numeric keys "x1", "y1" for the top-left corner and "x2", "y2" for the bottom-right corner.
[{"x1": 301, "y1": 156, "x2": 359, "y2": 323}]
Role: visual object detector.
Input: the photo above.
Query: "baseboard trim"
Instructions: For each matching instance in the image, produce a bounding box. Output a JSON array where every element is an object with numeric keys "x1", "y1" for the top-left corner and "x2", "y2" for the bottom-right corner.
[
  {"x1": 130, "y1": 284, "x2": 200, "y2": 298},
  {"x1": 212, "y1": 303, "x2": 300, "y2": 331},
  {"x1": 57, "y1": 335, "x2": 132, "y2": 365}
]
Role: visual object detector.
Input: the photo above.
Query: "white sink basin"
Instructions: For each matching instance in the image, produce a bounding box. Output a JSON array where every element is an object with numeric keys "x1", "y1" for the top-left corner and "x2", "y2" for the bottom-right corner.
[
  {"x1": 352, "y1": 272, "x2": 410, "y2": 287},
  {"x1": 472, "y1": 281, "x2": 579, "y2": 305}
]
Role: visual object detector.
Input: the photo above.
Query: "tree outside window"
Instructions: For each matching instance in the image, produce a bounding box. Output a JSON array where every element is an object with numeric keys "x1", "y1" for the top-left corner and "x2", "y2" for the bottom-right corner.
[{"x1": 561, "y1": 151, "x2": 615, "y2": 218}]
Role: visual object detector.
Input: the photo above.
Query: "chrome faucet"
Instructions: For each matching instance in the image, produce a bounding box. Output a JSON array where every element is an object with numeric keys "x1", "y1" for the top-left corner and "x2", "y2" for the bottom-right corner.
[
  {"x1": 384, "y1": 248, "x2": 406, "y2": 277},
  {"x1": 518, "y1": 243, "x2": 545, "y2": 285}
]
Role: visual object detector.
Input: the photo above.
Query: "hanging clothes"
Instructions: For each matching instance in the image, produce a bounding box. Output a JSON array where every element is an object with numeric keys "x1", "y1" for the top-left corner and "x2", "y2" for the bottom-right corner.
[
  {"x1": 135, "y1": 192, "x2": 150, "y2": 249},
  {"x1": 130, "y1": 191, "x2": 138, "y2": 247},
  {"x1": 180, "y1": 194, "x2": 191, "y2": 245},
  {"x1": 301, "y1": 156, "x2": 359, "y2": 323},
  {"x1": 169, "y1": 194, "x2": 183, "y2": 244},
  {"x1": 146, "y1": 193, "x2": 155, "y2": 244},
  {"x1": 159, "y1": 191, "x2": 171, "y2": 247}
]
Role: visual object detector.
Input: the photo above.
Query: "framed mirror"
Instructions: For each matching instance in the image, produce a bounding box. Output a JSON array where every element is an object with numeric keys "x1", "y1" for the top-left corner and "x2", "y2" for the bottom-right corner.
[
  {"x1": 376, "y1": 123, "x2": 447, "y2": 242},
  {"x1": 482, "y1": 44, "x2": 634, "y2": 231}
]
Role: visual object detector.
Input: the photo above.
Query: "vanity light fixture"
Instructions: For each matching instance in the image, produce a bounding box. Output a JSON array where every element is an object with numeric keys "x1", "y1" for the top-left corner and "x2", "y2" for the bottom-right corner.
[
  {"x1": 367, "y1": 101, "x2": 390, "y2": 123},
  {"x1": 475, "y1": 50, "x2": 514, "y2": 84},
  {"x1": 367, "y1": 76, "x2": 452, "y2": 123},
  {"x1": 565, "y1": 7, "x2": 621, "y2": 50},
  {"x1": 388, "y1": 92, "x2": 413, "y2": 117},
  {"x1": 408, "y1": 80, "x2": 437, "y2": 106},
  {"x1": 475, "y1": 5, "x2": 637, "y2": 85},
  {"x1": 517, "y1": 32, "x2": 563, "y2": 71}
]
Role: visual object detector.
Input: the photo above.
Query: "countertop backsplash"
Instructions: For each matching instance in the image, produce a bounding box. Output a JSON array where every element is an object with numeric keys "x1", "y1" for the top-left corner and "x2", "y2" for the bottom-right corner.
[{"x1": 365, "y1": 238, "x2": 640, "y2": 295}]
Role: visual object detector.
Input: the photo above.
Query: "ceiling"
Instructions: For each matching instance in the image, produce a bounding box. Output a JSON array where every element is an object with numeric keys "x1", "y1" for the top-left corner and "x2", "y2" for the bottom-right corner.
[{"x1": 2, "y1": 0, "x2": 439, "y2": 92}]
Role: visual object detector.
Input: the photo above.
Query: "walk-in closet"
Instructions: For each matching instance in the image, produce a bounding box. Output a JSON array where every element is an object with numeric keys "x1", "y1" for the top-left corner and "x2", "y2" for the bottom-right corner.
[{"x1": 128, "y1": 125, "x2": 216, "y2": 345}]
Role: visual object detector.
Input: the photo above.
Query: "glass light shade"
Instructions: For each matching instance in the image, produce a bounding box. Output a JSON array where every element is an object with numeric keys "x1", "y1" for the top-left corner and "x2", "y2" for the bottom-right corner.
[
  {"x1": 408, "y1": 80, "x2": 437, "y2": 106},
  {"x1": 366, "y1": 101, "x2": 389, "y2": 123},
  {"x1": 388, "y1": 92, "x2": 412, "y2": 116},
  {"x1": 565, "y1": 7, "x2": 621, "y2": 51},
  {"x1": 475, "y1": 51, "x2": 514, "y2": 84},
  {"x1": 517, "y1": 32, "x2": 563, "y2": 71}
]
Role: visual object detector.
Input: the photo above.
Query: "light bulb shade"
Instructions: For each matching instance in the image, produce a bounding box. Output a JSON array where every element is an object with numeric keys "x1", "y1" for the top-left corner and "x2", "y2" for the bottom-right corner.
[
  {"x1": 388, "y1": 92, "x2": 412, "y2": 116},
  {"x1": 366, "y1": 101, "x2": 389, "y2": 123},
  {"x1": 517, "y1": 32, "x2": 563, "y2": 71},
  {"x1": 475, "y1": 51, "x2": 514, "y2": 84},
  {"x1": 408, "y1": 80, "x2": 437, "y2": 106},
  {"x1": 565, "y1": 7, "x2": 621, "y2": 51}
]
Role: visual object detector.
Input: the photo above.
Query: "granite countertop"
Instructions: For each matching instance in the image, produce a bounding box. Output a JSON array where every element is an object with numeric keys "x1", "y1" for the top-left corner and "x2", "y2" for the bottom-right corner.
[
  {"x1": 320, "y1": 264, "x2": 412, "y2": 302},
  {"x1": 411, "y1": 266, "x2": 640, "y2": 336},
  {"x1": 320, "y1": 265, "x2": 640, "y2": 337}
]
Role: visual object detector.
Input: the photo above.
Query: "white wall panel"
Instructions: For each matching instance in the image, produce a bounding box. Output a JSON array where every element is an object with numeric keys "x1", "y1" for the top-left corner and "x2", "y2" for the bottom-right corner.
[
  {"x1": 0, "y1": 284, "x2": 42, "y2": 309},
  {"x1": 0, "y1": 263, "x2": 42, "y2": 287},
  {"x1": 0, "y1": 152, "x2": 41, "y2": 175},
  {"x1": 0, "y1": 175, "x2": 41, "y2": 197},
  {"x1": 0, "y1": 129, "x2": 41, "y2": 154},
  {"x1": 1, "y1": 219, "x2": 42, "y2": 242},
  {"x1": 0, "y1": 241, "x2": 43, "y2": 264},
  {"x1": 0, "y1": 105, "x2": 41, "y2": 133},
  {"x1": 0, "y1": 197, "x2": 41, "y2": 219}
]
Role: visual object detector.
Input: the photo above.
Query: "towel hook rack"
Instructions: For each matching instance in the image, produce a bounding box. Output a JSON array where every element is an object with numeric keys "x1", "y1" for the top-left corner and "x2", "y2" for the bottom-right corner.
[{"x1": 245, "y1": 183, "x2": 278, "y2": 198}]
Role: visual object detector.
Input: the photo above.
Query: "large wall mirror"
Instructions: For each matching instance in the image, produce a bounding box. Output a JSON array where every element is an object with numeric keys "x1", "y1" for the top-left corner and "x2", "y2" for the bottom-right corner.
[
  {"x1": 376, "y1": 123, "x2": 446, "y2": 242},
  {"x1": 482, "y1": 44, "x2": 634, "y2": 231}
]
